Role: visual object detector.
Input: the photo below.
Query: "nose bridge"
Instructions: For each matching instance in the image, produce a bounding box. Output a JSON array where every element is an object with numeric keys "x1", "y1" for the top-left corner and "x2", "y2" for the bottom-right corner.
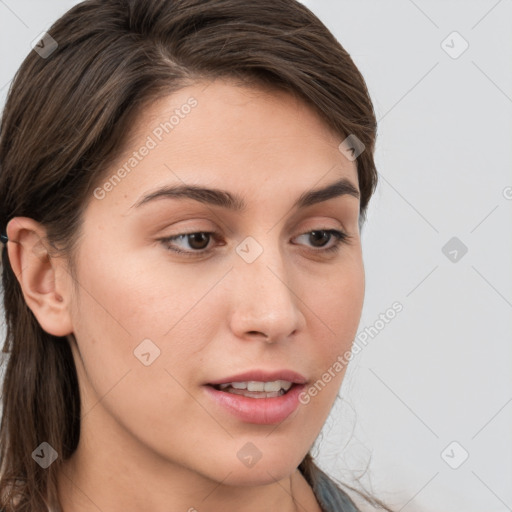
[{"x1": 229, "y1": 232, "x2": 304, "y2": 340}]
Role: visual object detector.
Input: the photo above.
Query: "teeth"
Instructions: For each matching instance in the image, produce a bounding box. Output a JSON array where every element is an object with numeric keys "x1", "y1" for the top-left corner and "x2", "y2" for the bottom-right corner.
[
  {"x1": 225, "y1": 388, "x2": 285, "y2": 399},
  {"x1": 263, "y1": 381, "x2": 282, "y2": 392},
  {"x1": 216, "y1": 380, "x2": 293, "y2": 392},
  {"x1": 247, "y1": 381, "x2": 265, "y2": 392}
]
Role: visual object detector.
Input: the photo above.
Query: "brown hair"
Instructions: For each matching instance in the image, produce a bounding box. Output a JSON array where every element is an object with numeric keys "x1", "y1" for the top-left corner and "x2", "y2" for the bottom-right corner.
[{"x1": 0, "y1": 0, "x2": 393, "y2": 510}]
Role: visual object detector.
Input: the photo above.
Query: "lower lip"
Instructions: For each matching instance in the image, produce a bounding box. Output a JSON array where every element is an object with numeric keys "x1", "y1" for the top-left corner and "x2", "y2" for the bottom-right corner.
[{"x1": 203, "y1": 384, "x2": 306, "y2": 425}]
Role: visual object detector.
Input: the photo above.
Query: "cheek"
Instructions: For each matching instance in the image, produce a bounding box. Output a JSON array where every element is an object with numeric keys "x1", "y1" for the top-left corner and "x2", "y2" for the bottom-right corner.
[
  {"x1": 68, "y1": 250, "x2": 223, "y2": 444},
  {"x1": 68, "y1": 246, "x2": 228, "y2": 398},
  {"x1": 308, "y1": 255, "x2": 364, "y2": 351},
  {"x1": 72, "y1": 246, "x2": 212, "y2": 337},
  {"x1": 297, "y1": 256, "x2": 364, "y2": 411}
]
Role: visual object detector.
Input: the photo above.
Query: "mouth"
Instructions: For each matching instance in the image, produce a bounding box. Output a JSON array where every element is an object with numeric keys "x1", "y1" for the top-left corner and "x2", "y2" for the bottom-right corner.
[
  {"x1": 203, "y1": 370, "x2": 307, "y2": 424},
  {"x1": 209, "y1": 380, "x2": 296, "y2": 399}
]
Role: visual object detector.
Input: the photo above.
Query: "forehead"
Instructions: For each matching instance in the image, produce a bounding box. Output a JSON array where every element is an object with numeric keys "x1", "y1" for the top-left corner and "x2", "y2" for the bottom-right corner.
[{"x1": 89, "y1": 79, "x2": 359, "y2": 216}]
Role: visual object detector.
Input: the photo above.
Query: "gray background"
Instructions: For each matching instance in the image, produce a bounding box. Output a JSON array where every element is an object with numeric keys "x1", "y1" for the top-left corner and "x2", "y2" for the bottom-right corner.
[{"x1": 1, "y1": 1, "x2": 511, "y2": 511}]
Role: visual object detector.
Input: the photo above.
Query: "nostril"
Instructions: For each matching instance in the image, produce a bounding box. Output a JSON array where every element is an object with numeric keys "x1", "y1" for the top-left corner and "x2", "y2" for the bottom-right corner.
[{"x1": 246, "y1": 331, "x2": 271, "y2": 341}]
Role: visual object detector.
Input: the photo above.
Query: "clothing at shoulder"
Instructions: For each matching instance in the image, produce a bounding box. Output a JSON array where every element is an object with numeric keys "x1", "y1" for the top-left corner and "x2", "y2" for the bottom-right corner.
[{"x1": 312, "y1": 472, "x2": 360, "y2": 512}]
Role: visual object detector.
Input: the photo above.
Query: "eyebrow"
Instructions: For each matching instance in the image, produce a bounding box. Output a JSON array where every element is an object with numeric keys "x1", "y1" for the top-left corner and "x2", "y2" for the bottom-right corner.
[{"x1": 131, "y1": 177, "x2": 360, "y2": 211}]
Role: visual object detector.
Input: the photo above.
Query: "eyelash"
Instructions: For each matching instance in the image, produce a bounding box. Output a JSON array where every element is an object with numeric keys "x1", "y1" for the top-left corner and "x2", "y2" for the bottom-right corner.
[{"x1": 158, "y1": 229, "x2": 351, "y2": 258}]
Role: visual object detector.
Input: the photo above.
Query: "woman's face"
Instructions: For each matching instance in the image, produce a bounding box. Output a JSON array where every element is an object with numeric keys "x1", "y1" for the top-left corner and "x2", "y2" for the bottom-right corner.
[{"x1": 65, "y1": 79, "x2": 364, "y2": 486}]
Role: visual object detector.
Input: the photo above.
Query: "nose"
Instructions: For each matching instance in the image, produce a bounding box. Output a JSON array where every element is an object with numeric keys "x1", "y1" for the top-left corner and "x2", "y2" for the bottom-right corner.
[{"x1": 228, "y1": 241, "x2": 306, "y2": 344}]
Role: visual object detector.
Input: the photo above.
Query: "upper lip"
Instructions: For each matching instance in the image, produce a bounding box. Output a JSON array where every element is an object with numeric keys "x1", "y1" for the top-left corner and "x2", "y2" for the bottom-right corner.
[{"x1": 207, "y1": 369, "x2": 307, "y2": 386}]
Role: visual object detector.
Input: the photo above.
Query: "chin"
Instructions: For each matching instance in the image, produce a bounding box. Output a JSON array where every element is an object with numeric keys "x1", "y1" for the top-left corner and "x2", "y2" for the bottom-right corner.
[
  {"x1": 199, "y1": 448, "x2": 304, "y2": 487},
  {"x1": 222, "y1": 464, "x2": 297, "y2": 487}
]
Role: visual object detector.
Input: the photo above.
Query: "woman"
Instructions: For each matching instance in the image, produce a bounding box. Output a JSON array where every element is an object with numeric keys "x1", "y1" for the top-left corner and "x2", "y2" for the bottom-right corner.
[{"x1": 0, "y1": 0, "x2": 395, "y2": 510}]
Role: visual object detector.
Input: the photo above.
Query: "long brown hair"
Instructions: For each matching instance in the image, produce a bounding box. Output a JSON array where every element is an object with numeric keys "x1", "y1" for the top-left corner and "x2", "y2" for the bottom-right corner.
[{"x1": 0, "y1": 1, "x2": 392, "y2": 510}]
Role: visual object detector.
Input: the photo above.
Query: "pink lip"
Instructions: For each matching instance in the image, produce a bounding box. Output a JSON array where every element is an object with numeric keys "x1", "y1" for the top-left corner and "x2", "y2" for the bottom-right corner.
[
  {"x1": 204, "y1": 369, "x2": 307, "y2": 425},
  {"x1": 203, "y1": 383, "x2": 306, "y2": 425},
  {"x1": 206, "y1": 369, "x2": 307, "y2": 386}
]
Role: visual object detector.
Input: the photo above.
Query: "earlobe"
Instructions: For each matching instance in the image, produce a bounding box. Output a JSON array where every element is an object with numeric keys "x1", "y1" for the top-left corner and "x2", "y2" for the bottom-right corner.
[{"x1": 6, "y1": 217, "x2": 74, "y2": 337}]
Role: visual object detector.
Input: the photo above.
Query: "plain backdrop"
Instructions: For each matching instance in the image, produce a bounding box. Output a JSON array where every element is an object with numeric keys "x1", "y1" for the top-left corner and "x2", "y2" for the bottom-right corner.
[{"x1": 1, "y1": 1, "x2": 511, "y2": 511}]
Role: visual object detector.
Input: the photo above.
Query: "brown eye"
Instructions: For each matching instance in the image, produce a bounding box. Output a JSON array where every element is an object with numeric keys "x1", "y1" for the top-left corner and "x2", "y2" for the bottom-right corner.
[
  {"x1": 187, "y1": 232, "x2": 210, "y2": 250},
  {"x1": 160, "y1": 231, "x2": 217, "y2": 255},
  {"x1": 308, "y1": 230, "x2": 331, "y2": 247},
  {"x1": 293, "y1": 229, "x2": 349, "y2": 253}
]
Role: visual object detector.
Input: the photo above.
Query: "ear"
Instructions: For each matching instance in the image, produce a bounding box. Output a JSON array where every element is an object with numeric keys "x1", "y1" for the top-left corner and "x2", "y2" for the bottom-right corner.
[{"x1": 6, "y1": 217, "x2": 74, "y2": 337}]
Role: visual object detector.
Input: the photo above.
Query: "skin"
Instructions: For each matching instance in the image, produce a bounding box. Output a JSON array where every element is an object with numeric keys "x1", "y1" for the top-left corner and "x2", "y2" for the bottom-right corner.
[{"x1": 7, "y1": 78, "x2": 364, "y2": 512}]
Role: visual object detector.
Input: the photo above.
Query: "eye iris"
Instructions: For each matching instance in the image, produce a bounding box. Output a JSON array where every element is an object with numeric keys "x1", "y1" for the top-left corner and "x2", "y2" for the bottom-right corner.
[
  {"x1": 188, "y1": 233, "x2": 210, "y2": 250},
  {"x1": 309, "y1": 230, "x2": 329, "y2": 247}
]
